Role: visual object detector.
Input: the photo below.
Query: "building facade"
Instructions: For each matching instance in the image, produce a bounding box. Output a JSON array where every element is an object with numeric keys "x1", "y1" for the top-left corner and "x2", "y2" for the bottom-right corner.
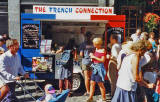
[{"x1": 0, "y1": 0, "x2": 8, "y2": 34}]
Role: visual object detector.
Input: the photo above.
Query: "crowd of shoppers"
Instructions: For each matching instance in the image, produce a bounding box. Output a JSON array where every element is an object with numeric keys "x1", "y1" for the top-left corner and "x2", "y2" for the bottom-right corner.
[
  {"x1": 55, "y1": 28, "x2": 159, "y2": 102},
  {"x1": 0, "y1": 28, "x2": 160, "y2": 102}
]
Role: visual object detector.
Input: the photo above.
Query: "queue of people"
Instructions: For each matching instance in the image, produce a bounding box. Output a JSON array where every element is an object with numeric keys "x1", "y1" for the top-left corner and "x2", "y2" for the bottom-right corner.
[
  {"x1": 75, "y1": 28, "x2": 160, "y2": 102},
  {"x1": 110, "y1": 28, "x2": 160, "y2": 102},
  {"x1": 0, "y1": 28, "x2": 160, "y2": 102}
]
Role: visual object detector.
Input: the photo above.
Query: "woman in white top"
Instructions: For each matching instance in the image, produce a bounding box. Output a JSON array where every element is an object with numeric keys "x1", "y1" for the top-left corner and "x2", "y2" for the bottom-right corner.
[{"x1": 111, "y1": 40, "x2": 154, "y2": 102}]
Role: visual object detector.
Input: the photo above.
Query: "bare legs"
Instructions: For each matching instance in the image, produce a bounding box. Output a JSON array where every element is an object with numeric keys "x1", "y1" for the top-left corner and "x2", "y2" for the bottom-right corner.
[
  {"x1": 98, "y1": 82, "x2": 106, "y2": 100},
  {"x1": 84, "y1": 70, "x2": 92, "y2": 94},
  {"x1": 59, "y1": 80, "x2": 63, "y2": 93},
  {"x1": 59, "y1": 78, "x2": 72, "y2": 93},
  {"x1": 89, "y1": 81, "x2": 96, "y2": 99},
  {"x1": 0, "y1": 85, "x2": 9, "y2": 101},
  {"x1": 89, "y1": 81, "x2": 106, "y2": 101}
]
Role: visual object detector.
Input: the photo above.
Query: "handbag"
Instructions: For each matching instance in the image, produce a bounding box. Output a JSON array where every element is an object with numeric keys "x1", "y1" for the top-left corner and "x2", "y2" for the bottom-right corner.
[{"x1": 60, "y1": 50, "x2": 71, "y2": 66}]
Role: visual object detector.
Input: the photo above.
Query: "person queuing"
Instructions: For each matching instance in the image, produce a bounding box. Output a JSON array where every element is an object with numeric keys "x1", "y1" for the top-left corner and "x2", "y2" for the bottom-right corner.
[
  {"x1": 1, "y1": 33, "x2": 10, "y2": 51},
  {"x1": 74, "y1": 27, "x2": 86, "y2": 47},
  {"x1": 148, "y1": 32, "x2": 157, "y2": 52},
  {"x1": 157, "y1": 38, "x2": 160, "y2": 66},
  {"x1": 79, "y1": 31, "x2": 94, "y2": 96},
  {"x1": 131, "y1": 28, "x2": 141, "y2": 42},
  {"x1": 107, "y1": 34, "x2": 121, "y2": 97},
  {"x1": 0, "y1": 35, "x2": 6, "y2": 52},
  {"x1": 0, "y1": 39, "x2": 29, "y2": 101},
  {"x1": 0, "y1": 47, "x2": 5, "y2": 55},
  {"x1": 111, "y1": 40, "x2": 155, "y2": 102},
  {"x1": 140, "y1": 32, "x2": 148, "y2": 40},
  {"x1": 87, "y1": 38, "x2": 106, "y2": 102},
  {"x1": 56, "y1": 38, "x2": 77, "y2": 96}
]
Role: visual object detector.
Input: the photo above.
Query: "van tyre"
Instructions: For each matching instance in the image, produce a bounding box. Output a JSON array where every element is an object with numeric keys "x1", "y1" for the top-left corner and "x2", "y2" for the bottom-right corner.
[{"x1": 72, "y1": 74, "x2": 83, "y2": 92}]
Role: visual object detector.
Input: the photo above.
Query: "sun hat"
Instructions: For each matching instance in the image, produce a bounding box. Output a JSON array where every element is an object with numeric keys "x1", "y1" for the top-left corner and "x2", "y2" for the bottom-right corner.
[{"x1": 45, "y1": 84, "x2": 55, "y2": 94}]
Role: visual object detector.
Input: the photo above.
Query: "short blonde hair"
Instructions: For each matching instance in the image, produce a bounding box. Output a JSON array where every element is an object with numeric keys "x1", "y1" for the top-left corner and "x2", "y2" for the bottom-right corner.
[
  {"x1": 130, "y1": 40, "x2": 152, "y2": 52},
  {"x1": 93, "y1": 37, "x2": 103, "y2": 45}
]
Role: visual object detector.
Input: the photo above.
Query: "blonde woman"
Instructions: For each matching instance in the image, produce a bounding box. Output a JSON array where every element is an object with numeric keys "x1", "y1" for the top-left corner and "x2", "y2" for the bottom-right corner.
[
  {"x1": 87, "y1": 38, "x2": 106, "y2": 102},
  {"x1": 140, "y1": 32, "x2": 148, "y2": 40},
  {"x1": 111, "y1": 40, "x2": 154, "y2": 102}
]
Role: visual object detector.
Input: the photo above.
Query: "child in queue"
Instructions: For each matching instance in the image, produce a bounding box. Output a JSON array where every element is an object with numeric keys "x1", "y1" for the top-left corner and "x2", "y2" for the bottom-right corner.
[{"x1": 86, "y1": 37, "x2": 106, "y2": 102}]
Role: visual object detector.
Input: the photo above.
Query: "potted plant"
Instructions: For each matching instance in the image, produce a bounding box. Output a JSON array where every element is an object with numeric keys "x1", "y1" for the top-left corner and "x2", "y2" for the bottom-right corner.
[{"x1": 144, "y1": 13, "x2": 159, "y2": 33}]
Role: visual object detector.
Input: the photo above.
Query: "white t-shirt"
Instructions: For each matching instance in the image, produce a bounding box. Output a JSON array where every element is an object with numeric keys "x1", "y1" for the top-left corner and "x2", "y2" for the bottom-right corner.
[
  {"x1": 111, "y1": 43, "x2": 121, "y2": 59},
  {"x1": 131, "y1": 34, "x2": 140, "y2": 42},
  {"x1": 117, "y1": 54, "x2": 137, "y2": 91},
  {"x1": 117, "y1": 53, "x2": 151, "y2": 91},
  {"x1": 117, "y1": 50, "x2": 126, "y2": 70},
  {"x1": 74, "y1": 34, "x2": 85, "y2": 46}
]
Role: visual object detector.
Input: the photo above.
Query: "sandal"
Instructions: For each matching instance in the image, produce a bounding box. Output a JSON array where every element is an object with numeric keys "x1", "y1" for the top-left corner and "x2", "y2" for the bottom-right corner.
[{"x1": 86, "y1": 98, "x2": 93, "y2": 102}]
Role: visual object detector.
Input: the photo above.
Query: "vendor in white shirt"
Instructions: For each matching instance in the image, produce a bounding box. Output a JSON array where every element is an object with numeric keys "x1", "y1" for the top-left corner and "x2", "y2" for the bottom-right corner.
[
  {"x1": 131, "y1": 28, "x2": 141, "y2": 42},
  {"x1": 74, "y1": 27, "x2": 86, "y2": 46}
]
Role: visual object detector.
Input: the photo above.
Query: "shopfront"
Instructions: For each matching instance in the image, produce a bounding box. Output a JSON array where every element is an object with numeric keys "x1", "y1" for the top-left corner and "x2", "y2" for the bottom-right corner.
[{"x1": 20, "y1": 5, "x2": 125, "y2": 90}]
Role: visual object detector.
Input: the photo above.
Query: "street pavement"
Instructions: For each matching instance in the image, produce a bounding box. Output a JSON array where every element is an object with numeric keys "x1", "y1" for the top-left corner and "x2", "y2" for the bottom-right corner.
[{"x1": 15, "y1": 80, "x2": 111, "y2": 102}]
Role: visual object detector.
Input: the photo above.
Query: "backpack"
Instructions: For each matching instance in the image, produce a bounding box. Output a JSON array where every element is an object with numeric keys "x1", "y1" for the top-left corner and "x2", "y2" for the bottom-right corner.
[{"x1": 60, "y1": 50, "x2": 72, "y2": 66}]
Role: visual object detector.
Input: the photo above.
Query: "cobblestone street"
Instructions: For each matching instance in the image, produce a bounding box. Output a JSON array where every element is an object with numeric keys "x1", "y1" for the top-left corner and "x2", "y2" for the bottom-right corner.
[{"x1": 15, "y1": 80, "x2": 111, "y2": 102}]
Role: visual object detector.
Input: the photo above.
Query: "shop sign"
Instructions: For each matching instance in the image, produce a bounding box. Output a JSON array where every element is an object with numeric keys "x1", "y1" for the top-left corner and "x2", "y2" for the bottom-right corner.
[{"x1": 33, "y1": 6, "x2": 115, "y2": 20}]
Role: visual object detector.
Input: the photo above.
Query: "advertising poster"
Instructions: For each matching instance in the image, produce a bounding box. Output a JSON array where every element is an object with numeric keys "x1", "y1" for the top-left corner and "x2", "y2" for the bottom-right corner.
[{"x1": 32, "y1": 57, "x2": 53, "y2": 72}]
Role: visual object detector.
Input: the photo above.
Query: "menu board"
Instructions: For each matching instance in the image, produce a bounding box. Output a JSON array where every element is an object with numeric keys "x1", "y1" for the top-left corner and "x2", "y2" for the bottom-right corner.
[
  {"x1": 22, "y1": 24, "x2": 39, "y2": 49},
  {"x1": 107, "y1": 27, "x2": 124, "y2": 43}
]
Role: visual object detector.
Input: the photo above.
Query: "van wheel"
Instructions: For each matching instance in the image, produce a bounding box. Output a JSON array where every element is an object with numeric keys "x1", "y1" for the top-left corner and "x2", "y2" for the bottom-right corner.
[{"x1": 72, "y1": 74, "x2": 83, "y2": 92}]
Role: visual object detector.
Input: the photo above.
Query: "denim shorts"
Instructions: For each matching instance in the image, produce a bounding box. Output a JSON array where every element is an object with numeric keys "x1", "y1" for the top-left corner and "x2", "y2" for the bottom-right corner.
[{"x1": 91, "y1": 73, "x2": 103, "y2": 82}]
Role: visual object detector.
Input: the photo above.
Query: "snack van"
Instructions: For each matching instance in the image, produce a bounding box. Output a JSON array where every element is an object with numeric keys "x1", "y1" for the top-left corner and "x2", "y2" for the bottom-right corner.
[{"x1": 20, "y1": 6, "x2": 125, "y2": 91}]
